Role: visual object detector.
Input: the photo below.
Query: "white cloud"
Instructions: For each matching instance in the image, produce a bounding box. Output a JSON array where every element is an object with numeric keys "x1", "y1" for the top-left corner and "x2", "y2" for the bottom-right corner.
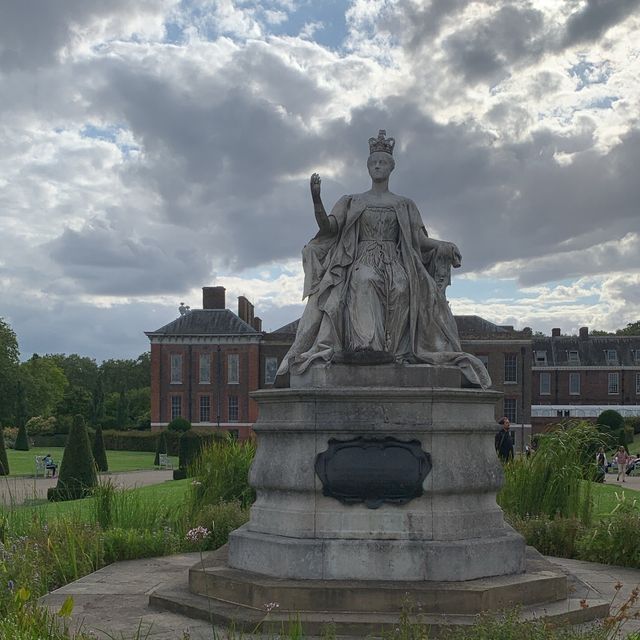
[{"x1": 0, "y1": 0, "x2": 639, "y2": 359}]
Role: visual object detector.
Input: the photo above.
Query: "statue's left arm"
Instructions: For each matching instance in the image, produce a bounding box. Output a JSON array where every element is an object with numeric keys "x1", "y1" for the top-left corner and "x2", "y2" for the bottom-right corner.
[{"x1": 407, "y1": 199, "x2": 461, "y2": 294}]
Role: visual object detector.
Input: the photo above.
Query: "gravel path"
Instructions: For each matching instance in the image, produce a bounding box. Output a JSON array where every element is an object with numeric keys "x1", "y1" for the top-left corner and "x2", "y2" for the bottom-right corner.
[{"x1": 0, "y1": 469, "x2": 174, "y2": 506}]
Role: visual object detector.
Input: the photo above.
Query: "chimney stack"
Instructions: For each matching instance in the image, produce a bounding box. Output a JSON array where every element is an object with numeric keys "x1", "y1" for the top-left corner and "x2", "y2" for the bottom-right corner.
[
  {"x1": 252, "y1": 317, "x2": 262, "y2": 332},
  {"x1": 237, "y1": 296, "x2": 255, "y2": 326},
  {"x1": 579, "y1": 326, "x2": 589, "y2": 339},
  {"x1": 203, "y1": 286, "x2": 225, "y2": 310},
  {"x1": 551, "y1": 328, "x2": 561, "y2": 337}
]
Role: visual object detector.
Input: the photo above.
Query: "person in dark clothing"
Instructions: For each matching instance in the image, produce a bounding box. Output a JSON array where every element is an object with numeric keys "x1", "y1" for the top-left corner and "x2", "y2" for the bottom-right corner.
[{"x1": 495, "y1": 417, "x2": 514, "y2": 462}]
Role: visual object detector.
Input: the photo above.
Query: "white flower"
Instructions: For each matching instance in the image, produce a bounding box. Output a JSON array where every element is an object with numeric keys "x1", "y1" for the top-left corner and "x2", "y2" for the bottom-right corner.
[{"x1": 185, "y1": 526, "x2": 210, "y2": 543}]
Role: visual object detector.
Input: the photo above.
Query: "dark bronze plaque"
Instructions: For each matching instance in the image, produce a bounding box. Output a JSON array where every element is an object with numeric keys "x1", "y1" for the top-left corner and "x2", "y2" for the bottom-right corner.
[{"x1": 315, "y1": 436, "x2": 431, "y2": 509}]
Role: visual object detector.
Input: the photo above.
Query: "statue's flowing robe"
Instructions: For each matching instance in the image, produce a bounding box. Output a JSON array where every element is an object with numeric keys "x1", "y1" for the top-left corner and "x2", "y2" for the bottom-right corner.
[{"x1": 277, "y1": 193, "x2": 491, "y2": 388}]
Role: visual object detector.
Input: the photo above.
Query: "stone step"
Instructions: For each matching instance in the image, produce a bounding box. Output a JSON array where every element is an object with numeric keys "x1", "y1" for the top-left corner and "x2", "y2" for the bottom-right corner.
[{"x1": 149, "y1": 583, "x2": 610, "y2": 638}]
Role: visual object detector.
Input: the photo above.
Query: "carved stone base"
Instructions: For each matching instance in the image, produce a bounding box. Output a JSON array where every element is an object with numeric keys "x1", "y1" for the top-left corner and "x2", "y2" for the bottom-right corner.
[{"x1": 228, "y1": 365, "x2": 524, "y2": 581}]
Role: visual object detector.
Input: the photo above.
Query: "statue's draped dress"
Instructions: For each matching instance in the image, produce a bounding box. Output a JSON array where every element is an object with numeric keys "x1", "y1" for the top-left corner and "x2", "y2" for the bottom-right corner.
[{"x1": 277, "y1": 194, "x2": 491, "y2": 389}]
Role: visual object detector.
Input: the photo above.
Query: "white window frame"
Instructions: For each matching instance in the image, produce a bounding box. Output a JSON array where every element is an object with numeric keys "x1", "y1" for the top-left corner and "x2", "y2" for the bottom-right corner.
[
  {"x1": 605, "y1": 349, "x2": 618, "y2": 365},
  {"x1": 264, "y1": 356, "x2": 278, "y2": 385},
  {"x1": 228, "y1": 353, "x2": 239, "y2": 384},
  {"x1": 170, "y1": 353, "x2": 183, "y2": 384},
  {"x1": 504, "y1": 398, "x2": 517, "y2": 423},
  {"x1": 608, "y1": 372, "x2": 619, "y2": 394},
  {"x1": 199, "y1": 353, "x2": 211, "y2": 384},
  {"x1": 539, "y1": 372, "x2": 551, "y2": 395},
  {"x1": 567, "y1": 350, "x2": 580, "y2": 364},
  {"x1": 228, "y1": 395, "x2": 239, "y2": 422},
  {"x1": 569, "y1": 372, "x2": 580, "y2": 396},
  {"x1": 534, "y1": 350, "x2": 547, "y2": 366},
  {"x1": 170, "y1": 395, "x2": 182, "y2": 420},
  {"x1": 199, "y1": 395, "x2": 211, "y2": 423},
  {"x1": 636, "y1": 372, "x2": 640, "y2": 395},
  {"x1": 504, "y1": 354, "x2": 518, "y2": 384}
]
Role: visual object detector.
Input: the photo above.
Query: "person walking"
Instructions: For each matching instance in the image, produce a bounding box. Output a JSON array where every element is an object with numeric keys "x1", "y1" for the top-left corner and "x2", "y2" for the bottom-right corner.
[
  {"x1": 495, "y1": 417, "x2": 514, "y2": 463},
  {"x1": 615, "y1": 446, "x2": 629, "y2": 482}
]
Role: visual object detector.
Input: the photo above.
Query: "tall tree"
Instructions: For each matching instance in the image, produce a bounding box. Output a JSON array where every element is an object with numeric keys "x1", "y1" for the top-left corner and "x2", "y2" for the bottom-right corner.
[
  {"x1": 92, "y1": 374, "x2": 105, "y2": 427},
  {"x1": 20, "y1": 355, "x2": 68, "y2": 418},
  {"x1": 47, "y1": 354, "x2": 99, "y2": 393},
  {"x1": 116, "y1": 389, "x2": 130, "y2": 429},
  {"x1": 616, "y1": 321, "x2": 640, "y2": 336},
  {"x1": 0, "y1": 317, "x2": 20, "y2": 426},
  {"x1": 99, "y1": 352, "x2": 150, "y2": 395},
  {"x1": 14, "y1": 380, "x2": 30, "y2": 451}
]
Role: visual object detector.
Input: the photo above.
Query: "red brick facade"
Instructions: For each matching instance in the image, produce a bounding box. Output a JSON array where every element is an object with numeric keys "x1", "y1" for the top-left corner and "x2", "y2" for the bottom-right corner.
[{"x1": 531, "y1": 328, "x2": 640, "y2": 432}]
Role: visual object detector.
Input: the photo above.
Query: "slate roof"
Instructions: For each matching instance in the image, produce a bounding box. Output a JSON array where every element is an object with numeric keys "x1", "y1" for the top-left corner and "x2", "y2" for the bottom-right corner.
[
  {"x1": 268, "y1": 315, "x2": 523, "y2": 339},
  {"x1": 146, "y1": 309, "x2": 258, "y2": 336},
  {"x1": 270, "y1": 319, "x2": 300, "y2": 336},
  {"x1": 533, "y1": 335, "x2": 640, "y2": 367},
  {"x1": 454, "y1": 315, "x2": 514, "y2": 336}
]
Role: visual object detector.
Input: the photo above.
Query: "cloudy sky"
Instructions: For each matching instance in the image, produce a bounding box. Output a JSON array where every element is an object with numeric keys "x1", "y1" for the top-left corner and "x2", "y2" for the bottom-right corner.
[{"x1": 1, "y1": 0, "x2": 639, "y2": 362}]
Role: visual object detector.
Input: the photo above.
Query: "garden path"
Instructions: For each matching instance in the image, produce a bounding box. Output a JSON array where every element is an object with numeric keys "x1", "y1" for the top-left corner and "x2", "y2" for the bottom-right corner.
[
  {"x1": 39, "y1": 553, "x2": 640, "y2": 640},
  {"x1": 0, "y1": 469, "x2": 174, "y2": 506}
]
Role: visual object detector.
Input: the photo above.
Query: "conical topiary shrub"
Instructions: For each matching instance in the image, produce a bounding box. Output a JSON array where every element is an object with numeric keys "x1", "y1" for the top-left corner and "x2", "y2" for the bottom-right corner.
[
  {"x1": 92, "y1": 423, "x2": 108, "y2": 472},
  {"x1": 0, "y1": 429, "x2": 9, "y2": 476},
  {"x1": 14, "y1": 421, "x2": 29, "y2": 451},
  {"x1": 48, "y1": 414, "x2": 97, "y2": 501},
  {"x1": 154, "y1": 430, "x2": 168, "y2": 466},
  {"x1": 173, "y1": 430, "x2": 205, "y2": 480}
]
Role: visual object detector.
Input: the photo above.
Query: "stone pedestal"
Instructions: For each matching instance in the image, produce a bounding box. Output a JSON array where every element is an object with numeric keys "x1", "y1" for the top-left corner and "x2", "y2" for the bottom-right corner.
[
  {"x1": 150, "y1": 363, "x2": 609, "y2": 635},
  {"x1": 228, "y1": 363, "x2": 526, "y2": 582}
]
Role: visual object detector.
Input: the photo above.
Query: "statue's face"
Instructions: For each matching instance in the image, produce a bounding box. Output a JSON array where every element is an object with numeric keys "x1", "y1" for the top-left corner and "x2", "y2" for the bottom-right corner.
[{"x1": 367, "y1": 152, "x2": 394, "y2": 181}]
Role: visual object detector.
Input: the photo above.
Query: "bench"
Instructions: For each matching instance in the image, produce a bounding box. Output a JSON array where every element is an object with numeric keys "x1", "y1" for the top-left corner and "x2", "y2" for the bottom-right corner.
[
  {"x1": 158, "y1": 453, "x2": 173, "y2": 470},
  {"x1": 34, "y1": 456, "x2": 55, "y2": 478}
]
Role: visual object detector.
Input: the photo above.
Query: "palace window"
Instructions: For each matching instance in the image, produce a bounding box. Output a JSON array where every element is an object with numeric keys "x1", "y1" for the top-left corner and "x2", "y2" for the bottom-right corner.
[
  {"x1": 504, "y1": 354, "x2": 518, "y2": 383},
  {"x1": 636, "y1": 372, "x2": 640, "y2": 395},
  {"x1": 539, "y1": 372, "x2": 551, "y2": 395},
  {"x1": 569, "y1": 372, "x2": 580, "y2": 395},
  {"x1": 199, "y1": 396, "x2": 211, "y2": 423},
  {"x1": 608, "y1": 372, "x2": 619, "y2": 394},
  {"x1": 170, "y1": 395, "x2": 182, "y2": 420},
  {"x1": 228, "y1": 395, "x2": 239, "y2": 422},
  {"x1": 605, "y1": 349, "x2": 618, "y2": 365},
  {"x1": 534, "y1": 350, "x2": 547, "y2": 366},
  {"x1": 567, "y1": 350, "x2": 580, "y2": 365},
  {"x1": 504, "y1": 398, "x2": 517, "y2": 423},
  {"x1": 264, "y1": 357, "x2": 278, "y2": 385},
  {"x1": 199, "y1": 353, "x2": 211, "y2": 384},
  {"x1": 170, "y1": 354, "x2": 183, "y2": 384},
  {"x1": 228, "y1": 354, "x2": 239, "y2": 384}
]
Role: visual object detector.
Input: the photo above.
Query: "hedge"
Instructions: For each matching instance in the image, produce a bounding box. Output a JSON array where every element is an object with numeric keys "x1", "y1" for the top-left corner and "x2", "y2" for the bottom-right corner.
[
  {"x1": 36, "y1": 428, "x2": 226, "y2": 455},
  {"x1": 101, "y1": 428, "x2": 223, "y2": 455}
]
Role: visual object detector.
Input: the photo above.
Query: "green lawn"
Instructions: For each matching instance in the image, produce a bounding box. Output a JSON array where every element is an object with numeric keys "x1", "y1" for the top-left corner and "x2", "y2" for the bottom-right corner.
[
  {"x1": 5, "y1": 447, "x2": 178, "y2": 476},
  {"x1": 4, "y1": 478, "x2": 190, "y2": 525},
  {"x1": 591, "y1": 479, "x2": 640, "y2": 517}
]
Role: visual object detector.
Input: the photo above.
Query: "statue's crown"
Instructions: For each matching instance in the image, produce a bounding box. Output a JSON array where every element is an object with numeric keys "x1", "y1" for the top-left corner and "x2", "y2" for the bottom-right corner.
[{"x1": 368, "y1": 129, "x2": 395, "y2": 155}]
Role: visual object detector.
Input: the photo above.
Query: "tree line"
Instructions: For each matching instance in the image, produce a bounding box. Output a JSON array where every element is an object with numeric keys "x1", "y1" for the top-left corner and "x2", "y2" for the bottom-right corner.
[{"x1": 0, "y1": 317, "x2": 150, "y2": 433}]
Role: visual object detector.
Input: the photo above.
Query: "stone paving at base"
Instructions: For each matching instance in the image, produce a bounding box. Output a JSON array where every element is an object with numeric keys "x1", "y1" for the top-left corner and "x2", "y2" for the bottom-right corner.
[{"x1": 40, "y1": 552, "x2": 640, "y2": 640}]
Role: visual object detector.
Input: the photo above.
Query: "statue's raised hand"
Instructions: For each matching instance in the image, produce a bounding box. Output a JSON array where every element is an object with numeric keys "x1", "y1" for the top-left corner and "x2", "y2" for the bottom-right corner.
[{"x1": 310, "y1": 173, "x2": 321, "y2": 202}]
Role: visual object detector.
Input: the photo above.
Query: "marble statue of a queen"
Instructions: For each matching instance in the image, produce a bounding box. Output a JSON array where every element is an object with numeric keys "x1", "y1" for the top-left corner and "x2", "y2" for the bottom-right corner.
[{"x1": 277, "y1": 130, "x2": 491, "y2": 389}]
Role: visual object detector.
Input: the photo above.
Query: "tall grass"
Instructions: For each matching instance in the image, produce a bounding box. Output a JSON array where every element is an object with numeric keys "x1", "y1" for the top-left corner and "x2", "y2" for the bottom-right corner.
[
  {"x1": 498, "y1": 421, "x2": 605, "y2": 524},
  {"x1": 92, "y1": 478, "x2": 188, "y2": 532},
  {"x1": 187, "y1": 435, "x2": 256, "y2": 514}
]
